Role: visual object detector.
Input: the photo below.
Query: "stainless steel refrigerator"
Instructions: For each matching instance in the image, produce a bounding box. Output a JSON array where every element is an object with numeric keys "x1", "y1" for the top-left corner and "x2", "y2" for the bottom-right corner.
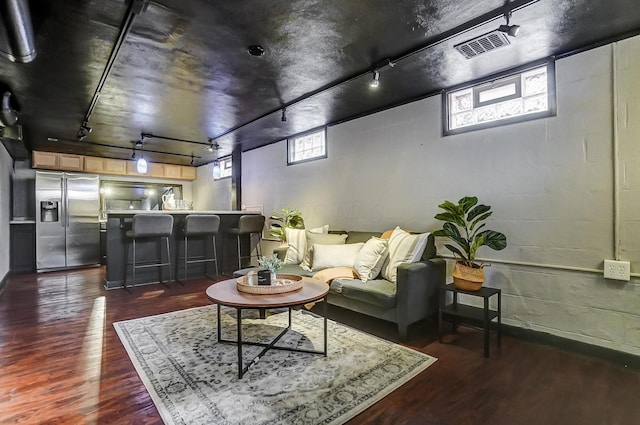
[{"x1": 36, "y1": 171, "x2": 100, "y2": 271}]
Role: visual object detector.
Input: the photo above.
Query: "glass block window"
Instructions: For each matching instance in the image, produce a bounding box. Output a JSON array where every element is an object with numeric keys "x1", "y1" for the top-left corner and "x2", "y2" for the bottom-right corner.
[
  {"x1": 445, "y1": 62, "x2": 555, "y2": 134},
  {"x1": 213, "y1": 156, "x2": 232, "y2": 180},
  {"x1": 287, "y1": 128, "x2": 327, "y2": 165}
]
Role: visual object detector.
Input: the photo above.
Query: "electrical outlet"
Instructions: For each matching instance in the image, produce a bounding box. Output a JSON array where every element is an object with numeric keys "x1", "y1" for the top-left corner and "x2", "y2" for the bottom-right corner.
[{"x1": 604, "y1": 260, "x2": 631, "y2": 281}]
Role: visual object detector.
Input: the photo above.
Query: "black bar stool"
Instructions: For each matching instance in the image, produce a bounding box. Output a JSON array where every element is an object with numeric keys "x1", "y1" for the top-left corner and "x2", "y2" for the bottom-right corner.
[
  {"x1": 177, "y1": 214, "x2": 220, "y2": 282},
  {"x1": 124, "y1": 213, "x2": 174, "y2": 289},
  {"x1": 227, "y1": 215, "x2": 265, "y2": 270}
]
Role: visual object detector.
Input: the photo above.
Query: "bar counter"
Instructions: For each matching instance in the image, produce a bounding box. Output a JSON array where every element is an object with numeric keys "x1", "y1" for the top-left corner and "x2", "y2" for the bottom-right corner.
[{"x1": 105, "y1": 210, "x2": 260, "y2": 289}]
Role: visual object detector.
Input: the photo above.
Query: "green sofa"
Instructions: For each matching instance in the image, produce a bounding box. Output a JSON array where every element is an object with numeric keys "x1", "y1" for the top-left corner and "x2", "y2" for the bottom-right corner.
[{"x1": 235, "y1": 231, "x2": 446, "y2": 339}]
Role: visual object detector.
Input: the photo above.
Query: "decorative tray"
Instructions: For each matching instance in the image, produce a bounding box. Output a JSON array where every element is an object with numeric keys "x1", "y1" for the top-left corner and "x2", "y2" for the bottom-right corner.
[{"x1": 236, "y1": 274, "x2": 303, "y2": 294}]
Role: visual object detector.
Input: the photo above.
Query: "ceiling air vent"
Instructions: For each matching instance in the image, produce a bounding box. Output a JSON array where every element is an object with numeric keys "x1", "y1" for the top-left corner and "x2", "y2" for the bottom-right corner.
[{"x1": 454, "y1": 30, "x2": 511, "y2": 59}]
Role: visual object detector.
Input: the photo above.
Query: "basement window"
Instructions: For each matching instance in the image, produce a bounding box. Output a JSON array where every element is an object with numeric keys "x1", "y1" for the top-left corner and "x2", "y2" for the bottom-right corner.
[
  {"x1": 214, "y1": 156, "x2": 232, "y2": 180},
  {"x1": 288, "y1": 128, "x2": 327, "y2": 165},
  {"x1": 444, "y1": 62, "x2": 556, "y2": 135}
]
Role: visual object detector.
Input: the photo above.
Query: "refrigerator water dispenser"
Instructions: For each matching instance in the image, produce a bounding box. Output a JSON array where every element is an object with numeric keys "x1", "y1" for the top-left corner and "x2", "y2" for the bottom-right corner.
[{"x1": 40, "y1": 201, "x2": 59, "y2": 222}]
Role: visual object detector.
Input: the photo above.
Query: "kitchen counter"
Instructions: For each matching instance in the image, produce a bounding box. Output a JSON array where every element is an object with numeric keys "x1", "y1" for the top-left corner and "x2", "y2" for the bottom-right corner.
[{"x1": 104, "y1": 210, "x2": 261, "y2": 289}]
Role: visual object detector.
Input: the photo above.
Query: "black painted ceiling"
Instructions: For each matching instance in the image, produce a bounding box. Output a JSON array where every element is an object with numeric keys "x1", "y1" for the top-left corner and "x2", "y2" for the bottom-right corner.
[{"x1": 1, "y1": 0, "x2": 639, "y2": 166}]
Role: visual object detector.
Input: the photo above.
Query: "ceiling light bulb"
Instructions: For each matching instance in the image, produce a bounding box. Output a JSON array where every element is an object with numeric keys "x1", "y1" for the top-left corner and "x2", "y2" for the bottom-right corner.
[
  {"x1": 136, "y1": 157, "x2": 147, "y2": 174},
  {"x1": 370, "y1": 70, "x2": 380, "y2": 88}
]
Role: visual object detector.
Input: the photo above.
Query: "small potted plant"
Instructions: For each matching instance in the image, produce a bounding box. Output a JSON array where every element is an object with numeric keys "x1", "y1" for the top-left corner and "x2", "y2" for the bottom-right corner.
[
  {"x1": 433, "y1": 196, "x2": 507, "y2": 291},
  {"x1": 269, "y1": 207, "x2": 305, "y2": 243},
  {"x1": 257, "y1": 254, "x2": 283, "y2": 285}
]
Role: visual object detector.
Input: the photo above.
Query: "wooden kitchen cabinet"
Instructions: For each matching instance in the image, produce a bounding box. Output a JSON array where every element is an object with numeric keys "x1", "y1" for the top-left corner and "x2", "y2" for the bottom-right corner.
[
  {"x1": 104, "y1": 159, "x2": 127, "y2": 175},
  {"x1": 32, "y1": 150, "x2": 194, "y2": 180},
  {"x1": 83, "y1": 156, "x2": 105, "y2": 173},
  {"x1": 32, "y1": 151, "x2": 59, "y2": 169},
  {"x1": 59, "y1": 154, "x2": 83, "y2": 171},
  {"x1": 164, "y1": 164, "x2": 182, "y2": 179},
  {"x1": 126, "y1": 161, "x2": 164, "y2": 178},
  {"x1": 181, "y1": 166, "x2": 196, "y2": 180}
]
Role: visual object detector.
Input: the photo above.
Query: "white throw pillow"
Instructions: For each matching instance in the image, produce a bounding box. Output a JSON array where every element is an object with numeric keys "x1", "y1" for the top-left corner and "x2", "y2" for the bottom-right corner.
[
  {"x1": 353, "y1": 237, "x2": 389, "y2": 282},
  {"x1": 312, "y1": 243, "x2": 364, "y2": 271},
  {"x1": 381, "y1": 227, "x2": 430, "y2": 283},
  {"x1": 283, "y1": 225, "x2": 329, "y2": 264},
  {"x1": 301, "y1": 231, "x2": 348, "y2": 271}
]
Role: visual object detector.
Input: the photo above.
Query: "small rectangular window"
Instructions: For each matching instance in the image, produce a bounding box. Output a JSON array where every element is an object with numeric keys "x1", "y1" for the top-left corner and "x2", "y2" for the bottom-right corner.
[
  {"x1": 444, "y1": 62, "x2": 556, "y2": 135},
  {"x1": 287, "y1": 128, "x2": 327, "y2": 165},
  {"x1": 214, "y1": 156, "x2": 232, "y2": 180}
]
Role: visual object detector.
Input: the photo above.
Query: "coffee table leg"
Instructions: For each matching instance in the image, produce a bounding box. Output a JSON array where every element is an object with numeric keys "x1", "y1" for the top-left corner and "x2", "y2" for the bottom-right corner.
[
  {"x1": 288, "y1": 307, "x2": 292, "y2": 329},
  {"x1": 237, "y1": 308, "x2": 243, "y2": 379},
  {"x1": 217, "y1": 304, "x2": 221, "y2": 343},
  {"x1": 323, "y1": 298, "x2": 328, "y2": 356}
]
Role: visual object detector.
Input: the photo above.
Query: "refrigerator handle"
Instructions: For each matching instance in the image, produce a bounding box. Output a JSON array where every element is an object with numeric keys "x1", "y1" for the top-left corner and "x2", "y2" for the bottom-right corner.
[{"x1": 61, "y1": 177, "x2": 67, "y2": 228}]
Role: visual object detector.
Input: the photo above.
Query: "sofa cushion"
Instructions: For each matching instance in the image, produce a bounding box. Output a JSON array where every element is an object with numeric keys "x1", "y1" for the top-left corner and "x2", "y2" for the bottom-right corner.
[
  {"x1": 312, "y1": 243, "x2": 364, "y2": 271},
  {"x1": 381, "y1": 227, "x2": 430, "y2": 283},
  {"x1": 279, "y1": 263, "x2": 314, "y2": 277},
  {"x1": 284, "y1": 225, "x2": 328, "y2": 264},
  {"x1": 353, "y1": 237, "x2": 388, "y2": 282},
  {"x1": 301, "y1": 231, "x2": 348, "y2": 271},
  {"x1": 345, "y1": 231, "x2": 382, "y2": 244},
  {"x1": 330, "y1": 278, "x2": 396, "y2": 309}
]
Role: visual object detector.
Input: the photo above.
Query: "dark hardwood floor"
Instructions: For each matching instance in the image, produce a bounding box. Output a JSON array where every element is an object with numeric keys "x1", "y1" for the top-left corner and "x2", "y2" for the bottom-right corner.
[{"x1": 1, "y1": 267, "x2": 638, "y2": 424}]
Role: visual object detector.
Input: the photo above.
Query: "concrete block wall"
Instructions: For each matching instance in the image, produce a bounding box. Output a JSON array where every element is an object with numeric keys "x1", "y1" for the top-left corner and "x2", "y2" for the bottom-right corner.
[{"x1": 240, "y1": 36, "x2": 640, "y2": 355}]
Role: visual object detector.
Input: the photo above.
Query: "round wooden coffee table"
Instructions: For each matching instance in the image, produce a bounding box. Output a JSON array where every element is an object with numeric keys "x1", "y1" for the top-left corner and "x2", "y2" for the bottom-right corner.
[{"x1": 206, "y1": 277, "x2": 329, "y2": 379}]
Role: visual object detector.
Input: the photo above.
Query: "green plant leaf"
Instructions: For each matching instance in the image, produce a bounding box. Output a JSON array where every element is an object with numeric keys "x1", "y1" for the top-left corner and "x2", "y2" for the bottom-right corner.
[
  {"x1": 437, "y1": 200, "x2": 460, "y2": 214},
  {"x1": 469, "y1": 234, "x2": 484, "y2": 261},
  {"x1": 444, "y1": 244, "x2": 468, "y2": 260},
  {"x1": 467, "y1": 204, "x2": 490, "y2": 222},
  {"x1": 458, "y1": 196, "x2": 478, "y2": 213},
  {"x1": 442, "y1": 222, "x2": 470, "y2": 253},
  {"x1": 434, "y1": 212, "x2": 465, "y2": 227},
  {"x1": 470, "y1": 211, "x2": 492, "y2": 231},
  {"x1": 477, "y1": 230, "x2": 507, "y2": 251}
]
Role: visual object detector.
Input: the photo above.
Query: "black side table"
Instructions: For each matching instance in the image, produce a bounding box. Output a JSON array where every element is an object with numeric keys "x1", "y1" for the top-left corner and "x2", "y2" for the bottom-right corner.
[{"x1": 438, "y1": 283, "x2": 501, "y2": 357}]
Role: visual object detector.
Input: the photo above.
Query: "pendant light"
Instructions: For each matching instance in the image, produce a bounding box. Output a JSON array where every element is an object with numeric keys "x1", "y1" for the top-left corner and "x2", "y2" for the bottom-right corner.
[
  {"x1": 212, "y1": 159, "x2": 221, "y2": 179},
  {"x1": 136, "y1": 135, "x2": 147, "y2": 174}
]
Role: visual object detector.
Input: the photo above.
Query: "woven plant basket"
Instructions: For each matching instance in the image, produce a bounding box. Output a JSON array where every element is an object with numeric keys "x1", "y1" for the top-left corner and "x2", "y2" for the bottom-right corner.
[{"x1": 452, "y1": 262, "x2": 485, "y2": 291}]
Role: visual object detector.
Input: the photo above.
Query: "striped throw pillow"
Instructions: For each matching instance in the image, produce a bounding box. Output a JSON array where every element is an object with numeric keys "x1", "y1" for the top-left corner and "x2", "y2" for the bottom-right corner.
[
  {"x1": 381, "y1": 226, "x2": 430, "y2": 283},
  {"x1": 284, "y1": 225, "x2": 329, "y2": 264}
]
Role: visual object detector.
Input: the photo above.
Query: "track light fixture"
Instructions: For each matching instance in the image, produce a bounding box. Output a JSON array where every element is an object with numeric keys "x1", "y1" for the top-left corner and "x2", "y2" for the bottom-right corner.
[
  {"x1": 370, "y1": 70, "x2": 380, "y2": 88},
  {"x1": 207, "y1": 138, "x2": 220, "y2": 152},
  {"x1": 281, "y1": 107, "x2": 287, "y2": 122},
  {"x1": 190, "y1": 154, "x2": 194, "y2": 165},
  {"x1": 77, "y1": 121, "x2": 92, "y2": 140},
  {"x1": 131, "y1": 148, "x2": 136, "y2": 159},
  {"x1": 498, "y1": 12, "x2": 520, "y2": 37}
]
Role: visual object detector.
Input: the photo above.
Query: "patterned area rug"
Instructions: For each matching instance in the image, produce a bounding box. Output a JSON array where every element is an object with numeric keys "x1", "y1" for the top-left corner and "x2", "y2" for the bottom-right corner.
[{"x1": 114, "y1": 306, "x2": 436, "y2": 425}]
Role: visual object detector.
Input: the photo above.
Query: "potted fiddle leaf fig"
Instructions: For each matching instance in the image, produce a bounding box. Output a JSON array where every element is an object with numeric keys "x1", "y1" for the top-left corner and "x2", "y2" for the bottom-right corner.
[
  {"x1": 269, "y1": 207, "x2": 305, "y2": 243},
  {"x1": 433, "y1": 196, "x2": 507, "y2": 291}
]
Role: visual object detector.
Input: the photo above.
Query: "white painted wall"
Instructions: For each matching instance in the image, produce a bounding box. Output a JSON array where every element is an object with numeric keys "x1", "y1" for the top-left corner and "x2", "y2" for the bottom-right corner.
[
  {"x1": 0, "y1": 146, "x2": 12, "y2": 280},
  {"x1": 242, "y1": 36, "x2": 640, "y2": 355},
  {"x1": 192, "y1": 162, "x2": 232, "y2": 210}
]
